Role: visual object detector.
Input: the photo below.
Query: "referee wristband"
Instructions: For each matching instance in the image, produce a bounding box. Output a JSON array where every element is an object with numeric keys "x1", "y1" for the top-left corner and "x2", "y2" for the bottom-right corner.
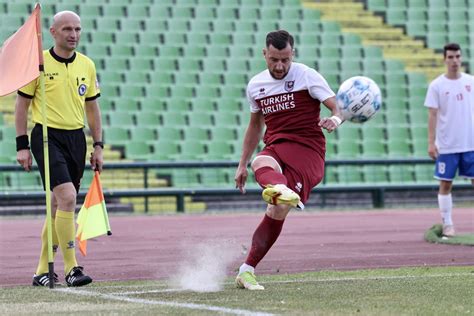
[
  {"x1": 329, "y1": 115, "x2": 343, "y2": 127},
  {"x1": 93, "y1": 141, "x2": 104, "y2": 149},
  {"x1": 16, "y1": 135, "x2": 30, "y2": 151}
]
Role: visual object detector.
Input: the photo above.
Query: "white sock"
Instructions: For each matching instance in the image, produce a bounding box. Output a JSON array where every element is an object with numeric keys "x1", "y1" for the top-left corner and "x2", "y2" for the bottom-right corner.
[
  {"x1": 438, "y1": 194, "x2": 453, "y2": 226},
  {"x1": 239, "y1": 263, "x2": 255, "y2": 275}
]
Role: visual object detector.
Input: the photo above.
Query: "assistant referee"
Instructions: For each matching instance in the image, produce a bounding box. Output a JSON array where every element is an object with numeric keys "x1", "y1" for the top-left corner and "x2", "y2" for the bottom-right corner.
[{"x1": 15, "y1": 11, "x2": 103, "y2": 287}]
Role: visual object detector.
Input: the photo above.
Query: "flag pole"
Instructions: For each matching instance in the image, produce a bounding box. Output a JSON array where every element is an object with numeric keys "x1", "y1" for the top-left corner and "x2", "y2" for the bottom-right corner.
[{"x1": 35, "y1": 3, "x2": 54, "y2": 289}]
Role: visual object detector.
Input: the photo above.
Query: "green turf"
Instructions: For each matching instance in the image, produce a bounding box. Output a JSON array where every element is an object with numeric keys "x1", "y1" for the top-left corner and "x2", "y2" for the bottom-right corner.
[
  {"x1": 1, "y1": 266, "x2": 473, "y2": 315},
  {"x1": 425, "y1": 224, "x2": 474, "y2": 246}
]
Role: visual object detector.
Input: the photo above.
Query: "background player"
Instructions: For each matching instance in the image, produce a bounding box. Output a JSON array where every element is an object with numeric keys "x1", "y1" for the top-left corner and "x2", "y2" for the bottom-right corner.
[{"x1": 424, "y1": 42, "x2": 474, "y2": 237}]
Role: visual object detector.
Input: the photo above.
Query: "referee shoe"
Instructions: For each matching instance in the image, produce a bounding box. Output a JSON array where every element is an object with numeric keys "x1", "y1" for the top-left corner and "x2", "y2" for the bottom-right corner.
[
  {"x1": 262, "y1": 184, "x2": 300, "y2": 208},
  {"x1": 32, "y1": 272, "x2": 61, "y2": 287},
  {"x1": 65, "y1": 266, "x2": 92, "y2": 287}
]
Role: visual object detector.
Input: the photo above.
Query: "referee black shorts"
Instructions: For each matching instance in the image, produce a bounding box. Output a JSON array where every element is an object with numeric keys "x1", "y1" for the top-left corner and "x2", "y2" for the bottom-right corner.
[{"x1": 31, "y1": 124, "x2": 86, "y2": 193}]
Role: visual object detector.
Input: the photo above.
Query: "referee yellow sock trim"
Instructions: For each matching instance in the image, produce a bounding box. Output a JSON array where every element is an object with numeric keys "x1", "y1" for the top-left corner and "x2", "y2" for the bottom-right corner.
[
  {"x1": 35, "y1": 219, "x2": 59, "y2": 275},
  {"x1": 55, "y1": 210, "x2": 78, "y2": 275}
]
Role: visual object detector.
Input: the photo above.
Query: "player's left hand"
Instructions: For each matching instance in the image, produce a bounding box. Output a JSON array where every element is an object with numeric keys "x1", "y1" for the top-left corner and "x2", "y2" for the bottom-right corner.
[
  {"x1": 90, "y1": 148, "x2": 104, "y2": 173},
  {"x1": 319, "y1": 115, "x2": 342, "y2": 133}
]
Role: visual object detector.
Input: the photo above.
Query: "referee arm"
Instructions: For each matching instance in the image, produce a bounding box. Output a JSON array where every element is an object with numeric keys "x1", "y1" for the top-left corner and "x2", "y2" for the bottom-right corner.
[
  {"x1": 85, "y1": 99, "x2": 103, "y2": 172},
  {"x1": 14, "y1": 94, "x2": 33, "y2": 171}
]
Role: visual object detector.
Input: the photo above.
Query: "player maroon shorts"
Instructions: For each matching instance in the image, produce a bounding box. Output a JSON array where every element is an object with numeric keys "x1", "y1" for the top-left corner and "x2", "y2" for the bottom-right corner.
[{"x1": 255, "y1": 140, "x2": 325, "y2": 205}]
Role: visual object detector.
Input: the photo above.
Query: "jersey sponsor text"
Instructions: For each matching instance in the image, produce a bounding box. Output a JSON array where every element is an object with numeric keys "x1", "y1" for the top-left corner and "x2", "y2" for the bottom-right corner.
[{"x1": 260, "y1": 93, "x2": 295, "y2": 114}]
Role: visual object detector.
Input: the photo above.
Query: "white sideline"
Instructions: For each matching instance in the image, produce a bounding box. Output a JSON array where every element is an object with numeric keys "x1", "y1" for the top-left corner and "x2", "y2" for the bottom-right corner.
[
  {"x1": 110, "y1": 288, "x2": 185, "y2": 295},
  {"x1": 56, "y1": 288, "x2": 274, "y2": 316}
]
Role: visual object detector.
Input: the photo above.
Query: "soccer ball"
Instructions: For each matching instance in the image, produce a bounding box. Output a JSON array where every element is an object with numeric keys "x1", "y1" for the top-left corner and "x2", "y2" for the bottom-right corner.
[{"x1": 336, "y1": 76, "x2": 382, "y2": 123}]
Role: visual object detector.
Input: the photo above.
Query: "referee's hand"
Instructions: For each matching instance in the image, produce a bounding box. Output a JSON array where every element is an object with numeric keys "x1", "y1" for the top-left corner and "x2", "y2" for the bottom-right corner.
[
  {"x1": 17, "y1": 149, "x2": 32, "y2": 172},
  {"x1": 90, "y1": 148, "x2": 103, "y2": 173}
]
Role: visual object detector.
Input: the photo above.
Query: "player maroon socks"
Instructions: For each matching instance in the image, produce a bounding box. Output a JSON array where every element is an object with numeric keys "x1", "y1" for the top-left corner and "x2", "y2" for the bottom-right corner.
[
  {"x1": 254, "y1": 166, "x2": 288, "y2": 188},
  {"x1": 245, "y1": 214, "x2": 285, "y2": 267}
]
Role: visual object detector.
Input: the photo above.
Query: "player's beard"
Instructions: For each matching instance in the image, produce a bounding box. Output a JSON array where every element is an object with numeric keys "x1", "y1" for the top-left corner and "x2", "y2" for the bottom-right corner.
[{"x1": 270, "y1": 68, "x2": 289, "y2": 80}]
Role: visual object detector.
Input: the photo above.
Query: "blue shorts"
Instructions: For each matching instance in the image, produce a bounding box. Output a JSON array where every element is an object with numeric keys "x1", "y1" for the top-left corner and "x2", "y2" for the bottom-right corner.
[{"x1": 434, "y1": 151, "x2": 474, "y2": 181}]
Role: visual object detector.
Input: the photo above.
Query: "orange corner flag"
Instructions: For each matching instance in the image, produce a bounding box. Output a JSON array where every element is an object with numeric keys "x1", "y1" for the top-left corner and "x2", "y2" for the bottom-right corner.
[
  {"x1": 0, "y1": 4, "x2": 42, "y2": 96},
  {"x1": 76, "y1": 171, "x2": 112, "y2": 256}
]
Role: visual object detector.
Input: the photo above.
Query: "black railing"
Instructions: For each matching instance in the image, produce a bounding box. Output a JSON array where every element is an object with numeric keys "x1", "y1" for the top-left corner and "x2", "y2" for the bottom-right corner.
[{"x1": 1, "y1": 159, "x2": 471, "y2": 212}]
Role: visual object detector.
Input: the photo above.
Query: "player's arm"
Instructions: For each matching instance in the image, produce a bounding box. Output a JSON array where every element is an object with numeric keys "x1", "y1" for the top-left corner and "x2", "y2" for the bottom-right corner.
[
  {"x1": 306, "y1": 69, "x2": 342, "y2": 132},
  {"x1": 235, "y1": 112, "x2": 265, "y2": 193},
  {"x1": 15, "y1": 94, "x2": 33, "y2": 171},
  {"x1": 427, "y1": 108, "x2": 438, "y2": 160},
  {"x1": 319, "y1": 96, "x2": 343, "y2": 133},
  {"x1": 85, "y1": 99, "x2": 104, "y2": 172}
]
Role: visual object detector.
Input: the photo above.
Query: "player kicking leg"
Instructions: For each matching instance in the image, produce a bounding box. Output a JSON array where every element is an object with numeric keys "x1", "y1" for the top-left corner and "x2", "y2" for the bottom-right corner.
[
  {"x1": 254, "y1": 155, "x2": 301, "y2": 208},
  {"x1": 235, "y1": 155, "x2": 301, "y2": 290}
]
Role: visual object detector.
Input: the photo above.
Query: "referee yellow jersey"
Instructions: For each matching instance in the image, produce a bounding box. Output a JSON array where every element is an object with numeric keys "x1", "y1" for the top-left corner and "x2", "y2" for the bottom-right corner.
[{"x1": 18, "y1": 48, "x2": 100, "y2": 130}]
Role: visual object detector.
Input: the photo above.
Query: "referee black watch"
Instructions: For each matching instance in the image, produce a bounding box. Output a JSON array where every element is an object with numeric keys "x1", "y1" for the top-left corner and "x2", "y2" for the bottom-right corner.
[{"x1": 93, "y1": 141, "x2": 104, "y2": 149}]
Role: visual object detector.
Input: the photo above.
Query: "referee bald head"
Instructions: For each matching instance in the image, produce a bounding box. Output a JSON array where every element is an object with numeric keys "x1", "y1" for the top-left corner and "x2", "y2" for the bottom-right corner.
[{"x1": 50, "y1": 11, "x2": 82, "y2": 56}]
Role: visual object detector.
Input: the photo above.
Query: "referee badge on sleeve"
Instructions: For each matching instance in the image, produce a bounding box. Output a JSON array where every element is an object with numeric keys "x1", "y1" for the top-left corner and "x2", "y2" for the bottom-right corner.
[{"x1": 78, "y1": 84, "x2": 87, "y2": 96}]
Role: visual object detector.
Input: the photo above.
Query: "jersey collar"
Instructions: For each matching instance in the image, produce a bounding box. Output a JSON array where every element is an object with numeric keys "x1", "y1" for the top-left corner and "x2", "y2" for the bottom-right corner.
[{"x1": 50, "y1": 47, "x2": 76, "y2": 64}]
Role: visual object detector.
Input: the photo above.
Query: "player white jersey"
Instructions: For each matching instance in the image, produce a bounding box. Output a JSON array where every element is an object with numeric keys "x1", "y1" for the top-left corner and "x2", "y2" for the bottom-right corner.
[
  {"x1": 424, "y1": 73, "x2": 474, "y2": 154},
  {"x1": 246, "y1": 62, "x2": 335, "y2": 151}
]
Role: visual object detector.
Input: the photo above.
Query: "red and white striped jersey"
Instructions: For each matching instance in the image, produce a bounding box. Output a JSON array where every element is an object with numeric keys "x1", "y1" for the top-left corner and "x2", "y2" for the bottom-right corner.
[{"x1": 246, "y1": 62, "x2": 335, "y2": 153}]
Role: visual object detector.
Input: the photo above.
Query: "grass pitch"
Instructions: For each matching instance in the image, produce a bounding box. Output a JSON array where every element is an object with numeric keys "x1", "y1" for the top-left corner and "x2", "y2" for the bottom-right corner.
[{"x1": 1, "y1": 266, "x2": 473, "y2": 315}]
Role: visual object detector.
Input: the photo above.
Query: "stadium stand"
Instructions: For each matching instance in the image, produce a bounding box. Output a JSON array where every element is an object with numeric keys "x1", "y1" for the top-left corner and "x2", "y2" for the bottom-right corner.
[{"x1": 0, "y1": 0, "x2": 472, "y2": 198}]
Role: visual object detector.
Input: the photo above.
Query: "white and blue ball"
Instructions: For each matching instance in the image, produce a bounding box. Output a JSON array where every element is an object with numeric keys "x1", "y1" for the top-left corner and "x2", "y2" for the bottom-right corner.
[{"x1": 336, "y1": 76, "x2": 382, "y2": 123}]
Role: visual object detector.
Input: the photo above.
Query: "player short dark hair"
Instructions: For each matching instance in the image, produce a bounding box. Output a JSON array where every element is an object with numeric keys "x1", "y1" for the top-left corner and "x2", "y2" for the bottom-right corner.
[
  {"x1": 443, "y1": 43, "x2": 461, "y2": 58},
  {"x1": 266, "y1": 30, "x2": 294, "y2": 50}
]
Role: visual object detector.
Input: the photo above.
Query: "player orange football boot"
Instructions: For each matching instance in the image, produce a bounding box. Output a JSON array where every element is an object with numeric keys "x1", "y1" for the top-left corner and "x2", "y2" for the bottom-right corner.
[{"x1": 262, "y1": 184, "x2": 300, "y2": 207}]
